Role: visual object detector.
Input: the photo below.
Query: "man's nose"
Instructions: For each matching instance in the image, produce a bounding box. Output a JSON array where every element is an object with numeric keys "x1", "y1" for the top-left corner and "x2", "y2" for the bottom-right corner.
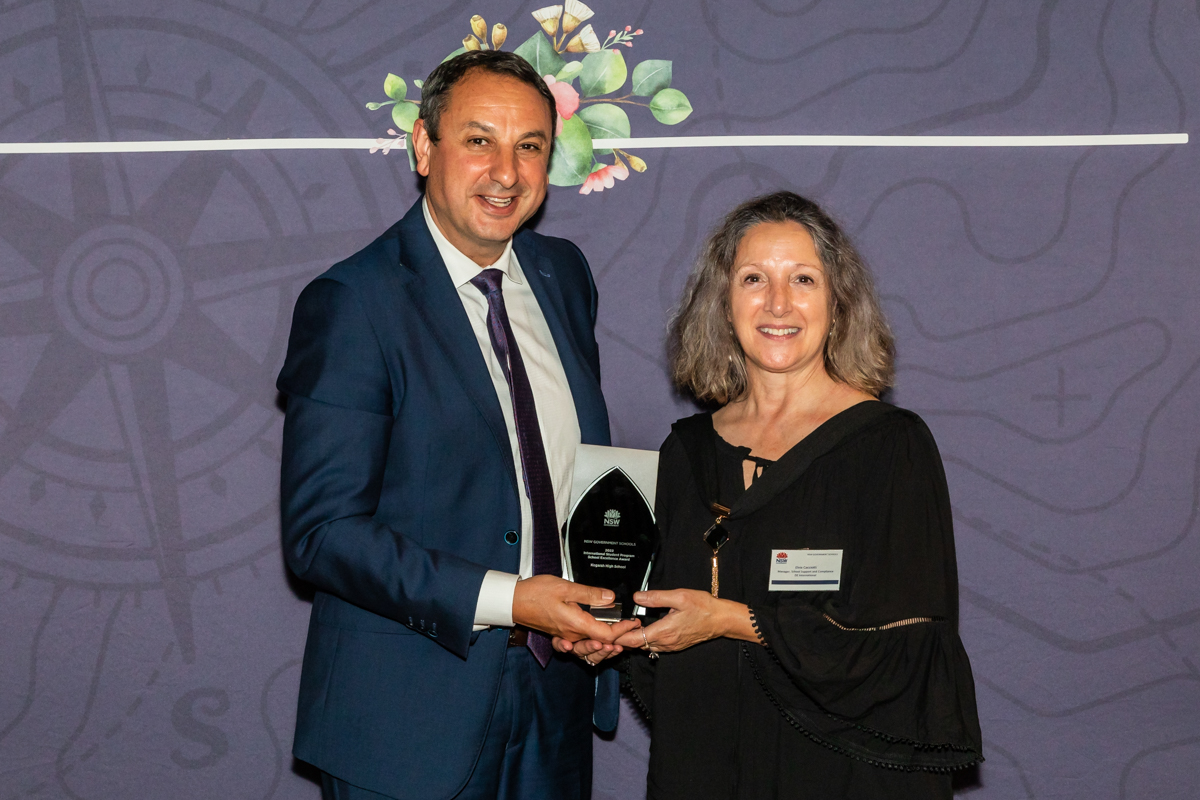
[{"x1": 489, "y1": 147, "x2": 519, "y2": 188}]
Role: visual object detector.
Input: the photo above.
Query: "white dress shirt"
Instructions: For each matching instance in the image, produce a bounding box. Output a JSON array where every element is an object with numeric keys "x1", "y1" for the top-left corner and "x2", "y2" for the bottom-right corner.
[{"x1": 421, "y1": 200, "x2": 581, "y2": 629}]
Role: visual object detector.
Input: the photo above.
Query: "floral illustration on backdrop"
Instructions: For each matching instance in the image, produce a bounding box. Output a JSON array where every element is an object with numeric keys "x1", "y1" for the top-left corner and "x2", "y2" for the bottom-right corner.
[{"x1": 366, "y1": 1, "x2": 693, "y2": 194}]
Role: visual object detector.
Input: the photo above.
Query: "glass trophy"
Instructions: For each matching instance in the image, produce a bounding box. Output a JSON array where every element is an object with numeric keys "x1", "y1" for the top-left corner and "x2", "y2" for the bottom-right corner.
[{"x1": 563, "y1": 463, "x2": 657, "y2": 622}]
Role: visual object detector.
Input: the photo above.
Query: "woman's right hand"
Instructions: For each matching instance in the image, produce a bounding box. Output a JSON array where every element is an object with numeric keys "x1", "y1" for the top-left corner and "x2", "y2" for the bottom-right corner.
[{"x1": 613, "y1": 589, "x2": 759, "y2": 654}]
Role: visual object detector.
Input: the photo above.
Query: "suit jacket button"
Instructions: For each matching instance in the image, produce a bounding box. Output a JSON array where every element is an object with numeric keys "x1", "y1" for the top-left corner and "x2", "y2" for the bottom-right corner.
[{"x1": 504, "y1": 530, "x2": 519, "y2": 545}]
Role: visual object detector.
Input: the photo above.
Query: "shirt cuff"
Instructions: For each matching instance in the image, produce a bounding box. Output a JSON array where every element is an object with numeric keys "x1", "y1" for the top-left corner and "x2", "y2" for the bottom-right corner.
[{"x1": 472, "y1": 570, "x2": 519, "y2": 630}]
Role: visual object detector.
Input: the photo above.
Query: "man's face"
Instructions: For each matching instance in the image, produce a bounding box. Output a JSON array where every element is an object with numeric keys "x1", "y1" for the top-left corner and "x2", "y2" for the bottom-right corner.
[{"x1": 413, "y1": 70, "x2": 553, "y2": 266}]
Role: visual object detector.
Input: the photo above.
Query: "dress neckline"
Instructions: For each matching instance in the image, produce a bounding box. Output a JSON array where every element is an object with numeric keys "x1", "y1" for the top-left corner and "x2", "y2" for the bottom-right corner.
[
  {"x1": 713, "y1": 432, "x2": 776, "y2": 467},
  {"x1": 670, "y1": 399, "x2": 892, "y2": 523},
  {"x1": 708, "y1": 399, "x2": 880, "y2": 466},
  {"x1": 713, "y1": 432, "x2": 775, "y2": 488}
]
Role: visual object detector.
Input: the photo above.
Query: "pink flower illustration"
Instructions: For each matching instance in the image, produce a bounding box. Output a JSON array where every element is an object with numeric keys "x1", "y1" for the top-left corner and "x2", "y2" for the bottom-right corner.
[
  {"x1": 370, "y1": 129, "x2": 406, "y2": 154},
  {"x1": 544, "y1": 74, "x2": 580, "y2": 136},
  {"x1": 578, "y1": 162, "x2": 629, "y2": 194}
]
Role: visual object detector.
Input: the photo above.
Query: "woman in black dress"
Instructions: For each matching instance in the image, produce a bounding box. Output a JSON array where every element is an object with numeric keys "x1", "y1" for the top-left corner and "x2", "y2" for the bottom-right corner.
[{"x1": 572, "y1": 191, "x2": 982, "y2": 798}]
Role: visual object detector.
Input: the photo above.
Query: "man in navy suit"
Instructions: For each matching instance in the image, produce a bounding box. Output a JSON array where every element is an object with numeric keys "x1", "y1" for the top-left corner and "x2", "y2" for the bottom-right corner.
[{"x1": 277, "y1": 51, "x2": 638, "y2": 799}]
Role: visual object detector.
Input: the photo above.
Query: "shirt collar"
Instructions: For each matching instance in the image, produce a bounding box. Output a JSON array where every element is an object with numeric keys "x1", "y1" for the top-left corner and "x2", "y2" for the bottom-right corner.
[{"x1": 422, "y1": 196, "x2": 520, "y2": 289}]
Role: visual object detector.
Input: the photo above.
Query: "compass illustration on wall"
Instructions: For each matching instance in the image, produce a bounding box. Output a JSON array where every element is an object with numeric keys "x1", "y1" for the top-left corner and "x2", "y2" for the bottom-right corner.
[{"x1": 0, "y1": 1, "x2": 409, "y2": 796}]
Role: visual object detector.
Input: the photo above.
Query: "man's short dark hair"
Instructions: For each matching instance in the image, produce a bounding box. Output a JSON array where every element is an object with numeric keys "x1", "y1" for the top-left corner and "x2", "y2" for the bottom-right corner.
[{"x1": 419, "y1": 50, "x2": 557, "y2": 143}]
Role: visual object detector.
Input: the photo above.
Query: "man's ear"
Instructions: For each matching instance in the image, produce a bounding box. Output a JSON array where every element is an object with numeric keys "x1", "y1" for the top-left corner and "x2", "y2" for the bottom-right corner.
[{"x1": 412, "y1": 118, "x2": 433, "y2": 178}]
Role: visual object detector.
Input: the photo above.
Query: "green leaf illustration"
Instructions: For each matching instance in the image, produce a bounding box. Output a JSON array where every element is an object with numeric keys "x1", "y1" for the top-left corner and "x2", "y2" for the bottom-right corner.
[
  {"x1": 631, "y1": 60, "x2": 672, "y2": 97},
  {"x1": 649, "y1": 88, "x2": 693, "y2": 125},
  {"x1": 577, "y1": 104, "x2": 630, "y2": 154},
  {"x1": 365, "y1": 101, "x2": 396, "y2": 111},
  {"x1": 514, "y1": 32, "x2": 565, "y2": 77},
  {"x1": 414, "y1": 79, "x2": 424, "y2": 89},
  {"x1": 406, "y1": 133, "x2": 417, "y2": 172},
  {"x1": 579, "y1": 50, "x2": 627, "y2": 98},
  {"x1": 441, "y1": 47, "x2": 467, "y2": 63},
  {"x1": 391, "y1": 101, "x2": 420, "y2": 133},
  {"x1": 548, "y1": 114, "x2": 594, "y2": 186},
  {"x1": 384, "y1": 73, "x2": 407, "y2": 101},
  {"x1": 555, "y1": 61, "x2": 583, "y2": 83}
]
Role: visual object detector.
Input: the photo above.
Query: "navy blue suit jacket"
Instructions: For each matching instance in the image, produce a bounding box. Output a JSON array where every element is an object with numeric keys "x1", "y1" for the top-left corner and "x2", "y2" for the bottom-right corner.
[{"x1": 277, "y1": 200, "x2": 617, "y2": 799}]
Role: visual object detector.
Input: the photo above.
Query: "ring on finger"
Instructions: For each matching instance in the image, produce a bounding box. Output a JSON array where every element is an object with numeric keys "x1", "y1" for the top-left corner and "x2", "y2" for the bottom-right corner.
[{"x1": 641, "y1": 628, "x2": 659, "y2": 659}]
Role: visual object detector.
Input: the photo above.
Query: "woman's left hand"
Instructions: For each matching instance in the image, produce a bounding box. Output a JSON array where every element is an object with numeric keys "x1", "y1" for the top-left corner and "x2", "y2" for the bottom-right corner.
[{"x1": 614, "y1": 589, "x2": 754, "y2": 654}]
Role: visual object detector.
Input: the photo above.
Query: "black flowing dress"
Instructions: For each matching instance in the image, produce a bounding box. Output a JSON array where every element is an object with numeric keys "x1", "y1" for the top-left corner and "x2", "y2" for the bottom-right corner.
[{"x1": 628, "y1": 401, "x2": 982, "y2": 800}]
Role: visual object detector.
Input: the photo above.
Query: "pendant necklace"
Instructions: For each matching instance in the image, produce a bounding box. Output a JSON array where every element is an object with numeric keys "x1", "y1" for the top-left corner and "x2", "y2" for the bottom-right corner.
[{"x1": 702, "y1": 502, "x2": 731, "y2": 597}]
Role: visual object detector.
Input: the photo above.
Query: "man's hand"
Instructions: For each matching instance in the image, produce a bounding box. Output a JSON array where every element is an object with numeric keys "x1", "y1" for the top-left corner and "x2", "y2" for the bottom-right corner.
[
  {"x1": 512, "y1": 575, "x2": 628, "y2": 643},
  {"x1": 552, "y1": 617, "x2": 642, "y2": 665}
]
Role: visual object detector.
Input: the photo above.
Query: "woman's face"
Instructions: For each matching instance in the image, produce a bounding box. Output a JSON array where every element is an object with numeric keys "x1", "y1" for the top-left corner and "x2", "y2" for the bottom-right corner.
[{"x1": 728, "y1": 221, "x2": 831, "y2": 380}]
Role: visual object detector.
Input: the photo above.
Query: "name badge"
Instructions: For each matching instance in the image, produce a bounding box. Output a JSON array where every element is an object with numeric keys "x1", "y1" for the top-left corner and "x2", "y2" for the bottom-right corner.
[{"x1": 768, "y1": 549, "x2": 843, "y2": 591}]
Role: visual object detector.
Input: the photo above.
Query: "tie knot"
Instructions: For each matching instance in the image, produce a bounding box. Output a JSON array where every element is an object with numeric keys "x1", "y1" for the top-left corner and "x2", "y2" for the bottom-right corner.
[{"x1": 470, "y1": 268, "x2": 505, "y2": 298}]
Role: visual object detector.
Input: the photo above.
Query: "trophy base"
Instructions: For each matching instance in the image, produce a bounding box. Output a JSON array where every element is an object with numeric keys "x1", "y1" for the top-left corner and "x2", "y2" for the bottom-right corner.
[{"x1": 585, "y1": 603, "x2": 624, "y2": 623}]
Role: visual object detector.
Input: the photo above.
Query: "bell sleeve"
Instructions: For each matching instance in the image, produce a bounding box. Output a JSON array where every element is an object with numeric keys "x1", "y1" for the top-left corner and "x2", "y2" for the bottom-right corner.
[{"x1": 746, "y1": 415, "x2": 983, "y2": 771}]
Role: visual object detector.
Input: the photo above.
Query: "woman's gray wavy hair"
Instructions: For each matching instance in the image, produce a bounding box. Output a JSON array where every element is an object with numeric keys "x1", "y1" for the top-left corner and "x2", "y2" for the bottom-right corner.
[{"x1": 669, "y1": 191, "x2": 894, "y2": 404}]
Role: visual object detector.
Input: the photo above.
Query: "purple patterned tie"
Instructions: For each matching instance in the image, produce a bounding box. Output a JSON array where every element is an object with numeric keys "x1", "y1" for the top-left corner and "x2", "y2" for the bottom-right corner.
[{"x1": 470, "y1": 268, "x2": 559, "y2": 667}]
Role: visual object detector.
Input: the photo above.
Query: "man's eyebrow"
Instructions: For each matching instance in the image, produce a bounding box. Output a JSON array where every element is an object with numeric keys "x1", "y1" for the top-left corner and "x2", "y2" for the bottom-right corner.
[{"x1": 460, "y1": 121, "x2": 548, "y2": 143}]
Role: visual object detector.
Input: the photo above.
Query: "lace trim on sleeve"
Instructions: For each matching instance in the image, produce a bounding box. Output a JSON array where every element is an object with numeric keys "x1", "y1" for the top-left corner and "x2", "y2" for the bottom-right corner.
[
  {"x1": 822, "y1": 614, "x2": 938, "y2": 632},
  {"x1": 740, "y1": 643, "x2": 983, "y2": 772},
  {"x1": 748, "y1": 605, "x2": 768, "y2": 646}
]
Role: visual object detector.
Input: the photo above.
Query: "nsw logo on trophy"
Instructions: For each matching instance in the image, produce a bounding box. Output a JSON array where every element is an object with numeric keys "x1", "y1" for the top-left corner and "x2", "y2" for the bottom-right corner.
[{"x1": 564, "y1": 444, "x2": 659, "y2": 622}]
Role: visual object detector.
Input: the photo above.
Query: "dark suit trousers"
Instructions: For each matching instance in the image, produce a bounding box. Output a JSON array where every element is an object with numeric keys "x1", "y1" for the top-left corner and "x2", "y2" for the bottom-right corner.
[{"x1": 321, "y1": 646, "x2": 594, "y2": 800}]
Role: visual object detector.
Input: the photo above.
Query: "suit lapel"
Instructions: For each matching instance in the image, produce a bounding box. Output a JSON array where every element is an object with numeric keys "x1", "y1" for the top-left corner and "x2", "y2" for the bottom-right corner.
[
  {"x1": 393, "y1": 203, "x2": 517, "y2": 491},
  {"x1": 514, "y1": 234, "x2": 609, "y2": 446}
]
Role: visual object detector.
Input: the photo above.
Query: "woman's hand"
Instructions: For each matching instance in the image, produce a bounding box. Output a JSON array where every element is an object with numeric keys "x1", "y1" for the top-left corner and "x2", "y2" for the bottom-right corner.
[{"x1": 613, "y1": 589, "x2": 759, "y2": 654}]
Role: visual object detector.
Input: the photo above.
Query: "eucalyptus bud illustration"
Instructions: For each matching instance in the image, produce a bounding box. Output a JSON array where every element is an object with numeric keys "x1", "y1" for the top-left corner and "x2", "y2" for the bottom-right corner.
[
  {"x1": 562, "y1": 0, "x2": 594, "y2": 34},
  {"x1": 470, "y1": 15, "x2": 487, "y2": 40},
  {"x1": 625, "y1": 153, "x2": 647, "y2": 172},
  {"x1": 565, "y1": 23, "x2": 601, "y2": 53},
  {"x1": 531, "y1": 5, "x2": 563, "y2": 37},
  {"x1": 463, "y1": 34, "x2": 481, "y2": 51},
  {"x1": 491, "y1": 23, "x2": 507, "y2": 50}
]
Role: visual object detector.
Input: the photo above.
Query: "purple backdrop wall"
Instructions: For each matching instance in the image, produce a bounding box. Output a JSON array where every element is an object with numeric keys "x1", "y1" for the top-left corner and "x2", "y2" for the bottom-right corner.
[{"x1": 2, "y1": 1, "x2": 1198, "y2": 797}]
